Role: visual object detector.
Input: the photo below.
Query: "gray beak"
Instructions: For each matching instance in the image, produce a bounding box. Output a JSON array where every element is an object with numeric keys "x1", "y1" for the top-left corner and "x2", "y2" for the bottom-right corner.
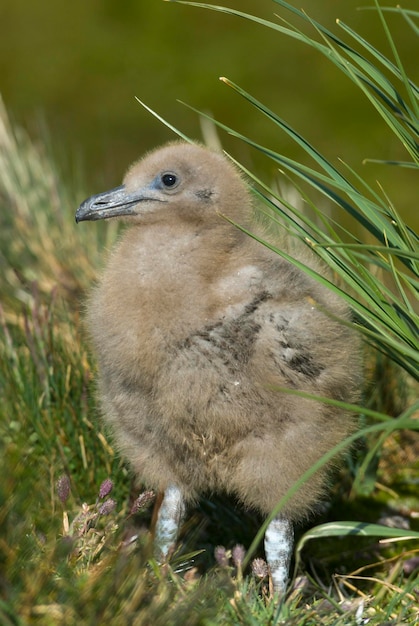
[{"x1": 75, "y1": 185, "x2": 150, "y2": 223}]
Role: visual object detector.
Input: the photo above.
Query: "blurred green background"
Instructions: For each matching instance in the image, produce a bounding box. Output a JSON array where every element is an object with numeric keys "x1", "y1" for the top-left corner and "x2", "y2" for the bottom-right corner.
[{"x1": 0, "y1": 0, "x2": 417, "y2": 222}]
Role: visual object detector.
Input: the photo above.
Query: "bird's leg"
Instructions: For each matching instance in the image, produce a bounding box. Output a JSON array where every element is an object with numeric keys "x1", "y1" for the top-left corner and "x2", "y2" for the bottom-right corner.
[
  {"x1": 154, "y1": 485, "x2": 185, "y2": 562},
  {"x1": 264, "y1": 516, "x2": 294, "y2": 596}
]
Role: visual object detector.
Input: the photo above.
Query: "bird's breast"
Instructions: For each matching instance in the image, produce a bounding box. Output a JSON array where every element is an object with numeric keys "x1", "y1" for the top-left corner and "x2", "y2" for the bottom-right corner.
[{"x1": 89, "y1": 229, "x2": 266, "y2": 388}]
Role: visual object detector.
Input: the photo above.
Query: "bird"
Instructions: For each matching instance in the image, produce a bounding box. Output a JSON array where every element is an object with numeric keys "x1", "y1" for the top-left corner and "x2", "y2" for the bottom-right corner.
[{"x1": 76, "y1": 141, "x2": 361, "y2": 595}]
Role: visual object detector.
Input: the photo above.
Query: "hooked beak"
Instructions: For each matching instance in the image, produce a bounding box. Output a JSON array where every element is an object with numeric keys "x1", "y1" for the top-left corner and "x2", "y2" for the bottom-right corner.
[{"x1": 75, "y1": 184, "x2": 162, "y2": 223}]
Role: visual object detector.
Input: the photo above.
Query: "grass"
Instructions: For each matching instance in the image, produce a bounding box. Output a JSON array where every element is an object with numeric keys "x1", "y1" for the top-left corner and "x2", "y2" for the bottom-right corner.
[{"x1": 1, "y1": 1, "x2": 418, "y2": 624}]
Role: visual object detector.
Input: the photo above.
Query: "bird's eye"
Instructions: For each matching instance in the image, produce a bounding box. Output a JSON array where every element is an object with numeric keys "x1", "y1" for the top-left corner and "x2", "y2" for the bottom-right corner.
[{"x1": 161, "y1": 173, "x2": 178, "y2": 188}]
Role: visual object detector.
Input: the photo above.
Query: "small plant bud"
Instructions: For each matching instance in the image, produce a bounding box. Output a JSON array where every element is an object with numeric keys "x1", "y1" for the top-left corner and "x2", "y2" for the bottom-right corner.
[
  {"x1": 214, "y1": 545, "x2": 229, "y2": 567},
  {"x1": 130, "y1": 490, "x2": 155, "y2": 514},
  {"x1": 403, "y1": 556, "x2": 419, "y2": 576},
  {"x1": 98, "y1": 498, "x2": 117, "y2": 515},
  {"x1": 232, "y1": 544, "x2": 246, "y2": 568},
  {"x1": 56, "y1": 474, "x2": 71, "y2": 504},
  {"x1": 251, "y1": 558, "x2": 269, "y2": 579},
  {"x1": 98, "y1": 478, "x2": 113, "y2": 499}
]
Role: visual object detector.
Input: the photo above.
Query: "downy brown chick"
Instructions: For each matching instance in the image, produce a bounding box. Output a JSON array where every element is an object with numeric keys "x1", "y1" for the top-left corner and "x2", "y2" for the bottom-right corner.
[{"x1": 76, "y1": 141, "x2": 361, "y2": 594}]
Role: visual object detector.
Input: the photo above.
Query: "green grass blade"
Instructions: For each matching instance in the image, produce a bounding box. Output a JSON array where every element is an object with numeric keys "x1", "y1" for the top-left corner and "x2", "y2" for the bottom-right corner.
[
  {"x1": 337, "y1": 17, "x2": 418, "y2": 93},
  {"x1": 135, "y1": 97, "x2": 192, "y2": 142},
  {"x1": 372, "y1": 0, "x2": 419, "y2": 116},
  {"x1": 297, "y1": 521, "x2": 419, "y2": 546},
  {"x1": 183, "y1": 99, "x2": 410, "y2": 253}
]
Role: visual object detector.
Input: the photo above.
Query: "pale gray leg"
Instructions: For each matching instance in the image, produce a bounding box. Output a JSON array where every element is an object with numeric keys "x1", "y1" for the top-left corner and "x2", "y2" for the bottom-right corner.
[
  {"x1": 154, "y1": 485, "x2": 185, "y2": 562},
  {"x1": 264, "y1": 516, "x2": 294, "y2": 595}
]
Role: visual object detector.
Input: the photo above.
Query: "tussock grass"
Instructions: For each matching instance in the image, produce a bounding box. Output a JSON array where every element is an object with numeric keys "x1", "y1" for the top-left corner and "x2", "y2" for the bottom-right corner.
[{"x1": 0, "y1": 2, "x2": 418, "y2": 624}]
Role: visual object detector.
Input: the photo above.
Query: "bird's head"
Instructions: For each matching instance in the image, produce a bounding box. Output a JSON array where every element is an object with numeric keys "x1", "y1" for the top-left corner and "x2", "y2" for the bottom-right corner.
[{"x1": 75, "y1": 141, "x2": 252, "y2": 228}]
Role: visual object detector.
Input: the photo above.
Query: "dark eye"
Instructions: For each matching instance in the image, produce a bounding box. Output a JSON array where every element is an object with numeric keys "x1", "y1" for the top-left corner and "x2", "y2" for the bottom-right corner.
[{"x1": 161, "y1": 173, "x2": 178, "y2": 188}]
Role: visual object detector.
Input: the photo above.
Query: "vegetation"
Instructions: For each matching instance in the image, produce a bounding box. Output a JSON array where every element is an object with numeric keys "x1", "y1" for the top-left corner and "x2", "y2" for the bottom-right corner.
[{"x1": 0, "y1": 2, "x2": 418, "y2": 624}]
